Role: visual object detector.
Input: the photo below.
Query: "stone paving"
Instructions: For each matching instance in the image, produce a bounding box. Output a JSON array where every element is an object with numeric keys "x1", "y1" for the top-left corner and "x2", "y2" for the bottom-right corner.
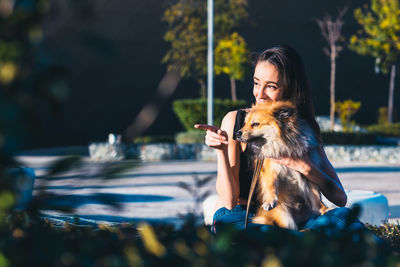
[{"x1": 15, "y1": 156, "x2": 400, "y2": 226}]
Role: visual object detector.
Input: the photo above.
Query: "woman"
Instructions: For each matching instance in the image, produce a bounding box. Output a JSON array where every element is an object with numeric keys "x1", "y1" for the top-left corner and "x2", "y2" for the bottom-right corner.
[{"x1": 195, "y1": 45, "x2": 364, "y2": 234}]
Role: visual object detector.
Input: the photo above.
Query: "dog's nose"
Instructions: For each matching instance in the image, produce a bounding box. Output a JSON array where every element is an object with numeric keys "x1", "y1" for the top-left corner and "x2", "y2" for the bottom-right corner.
[{"x1": 236, "y1": 130, "x2": 242, "y2": 139}]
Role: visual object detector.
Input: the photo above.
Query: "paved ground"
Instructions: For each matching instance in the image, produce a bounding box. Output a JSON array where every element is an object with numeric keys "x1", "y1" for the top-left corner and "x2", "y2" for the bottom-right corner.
[{"x1": 15, "y1": 155, "x2": 400, "y2": 226}]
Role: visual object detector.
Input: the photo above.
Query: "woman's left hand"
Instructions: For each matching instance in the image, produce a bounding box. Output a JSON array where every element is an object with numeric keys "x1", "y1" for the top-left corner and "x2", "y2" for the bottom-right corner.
[{"x1": 269, "y1": 154, "x2": 312, "y2": 176}]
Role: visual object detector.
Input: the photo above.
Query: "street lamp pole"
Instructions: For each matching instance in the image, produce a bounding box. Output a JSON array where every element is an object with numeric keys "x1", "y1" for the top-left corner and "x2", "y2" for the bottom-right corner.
[{"x1": 207, "y1": 0, "x2": 214, "y2": 125}]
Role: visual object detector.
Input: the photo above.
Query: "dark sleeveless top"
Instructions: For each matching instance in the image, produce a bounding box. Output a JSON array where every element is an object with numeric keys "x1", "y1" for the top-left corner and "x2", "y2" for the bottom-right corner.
[{"x1": 233, "y1": 109, "x2": 254, "y2": 200}]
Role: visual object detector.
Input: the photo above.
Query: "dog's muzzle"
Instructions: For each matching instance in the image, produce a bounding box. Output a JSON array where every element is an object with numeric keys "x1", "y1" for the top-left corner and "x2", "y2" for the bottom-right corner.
[
  {"x1": 235, "y1": 130, "x2": 244, "y2": 142},
  {"x1": 236, "y1": 130, "x2": 265, "y2": 155}
]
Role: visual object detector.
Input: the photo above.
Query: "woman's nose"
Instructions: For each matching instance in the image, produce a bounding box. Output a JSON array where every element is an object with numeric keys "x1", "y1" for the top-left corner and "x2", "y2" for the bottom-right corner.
[
  {"x1": 255, "y1": 88, "x2": 268, "y2": 99},
  {"x1": 254, "y1": 88, "x2": 263, "y2": 98}
]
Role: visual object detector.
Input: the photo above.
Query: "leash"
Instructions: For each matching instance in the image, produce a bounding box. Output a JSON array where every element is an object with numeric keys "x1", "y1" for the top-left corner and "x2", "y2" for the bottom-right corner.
[{"x1": 245, "y1": 157, "x2": 263, "y2": 229}]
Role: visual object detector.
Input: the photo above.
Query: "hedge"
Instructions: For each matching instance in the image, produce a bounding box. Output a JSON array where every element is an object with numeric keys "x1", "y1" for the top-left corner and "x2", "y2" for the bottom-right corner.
[
  {"x1": 2, "y1": 211, "x2": 398, "y2": 266},
  {"x1": 173, "y1": 98, "x2": 247, "y2": 131},
  {"x1": 175, "y1": 131, "x2": 206, "y2": 144},
  {"x1": 366, "y1": 123, "x2": 400, "y2": 137},
  {"x1": 321, "y1": 131, "x2": 379, "y2": 145}
]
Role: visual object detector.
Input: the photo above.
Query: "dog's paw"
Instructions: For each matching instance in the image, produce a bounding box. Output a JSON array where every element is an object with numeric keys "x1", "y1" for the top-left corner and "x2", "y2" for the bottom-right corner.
[{"x1": 261, "y1": 196, "x2": 278, "y2": 211}]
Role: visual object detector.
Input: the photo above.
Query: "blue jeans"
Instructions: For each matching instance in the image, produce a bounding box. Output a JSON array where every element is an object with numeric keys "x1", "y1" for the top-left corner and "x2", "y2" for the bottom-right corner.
[{"x1": 212, "y1": 205, "x2": 366, "y2": 236}]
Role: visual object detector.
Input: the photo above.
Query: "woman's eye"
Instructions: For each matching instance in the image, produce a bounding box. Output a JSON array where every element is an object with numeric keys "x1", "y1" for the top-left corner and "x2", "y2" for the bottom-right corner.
[
  {"x1": 253, "y1": 81, "x2": 259, "y2": 86},
  {"x1": 267, "y1": 85, "x2": 277, "y2": 90},
  {"x1": 251, "y1": 122, "x2": 260, "y2": 128}
]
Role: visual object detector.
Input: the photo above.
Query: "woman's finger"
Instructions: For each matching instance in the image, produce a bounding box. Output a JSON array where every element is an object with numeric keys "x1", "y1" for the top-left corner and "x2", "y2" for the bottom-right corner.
[
  {"x1": 206, "y1": 138, "x2": 226, "y2": 146},
  {"x1": 206, "y1": 140, "x2": 222, "y2": 147},
  {"x1": 194, "y1": 124, "x2": 219, "y2": 133},
  {"x1": 206, "y1": 133, "x2": 228, "y2": 145},
  {"x1": 206, "y1": 130, "x2": 227, "y2": 141},
  {"x1": 206, "y1": 132, "x2": 228, "y2": 145}
]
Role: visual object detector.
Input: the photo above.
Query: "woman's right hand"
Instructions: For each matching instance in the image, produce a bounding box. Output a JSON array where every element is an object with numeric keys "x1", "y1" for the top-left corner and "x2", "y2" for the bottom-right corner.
[{"x1": 194, "y1": 124, "x2": 228, "y2": 151}]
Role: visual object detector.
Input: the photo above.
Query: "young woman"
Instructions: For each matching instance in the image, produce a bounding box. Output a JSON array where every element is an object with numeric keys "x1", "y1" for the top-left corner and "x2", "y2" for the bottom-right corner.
[{"x1": 195, "y1": 45, "x2": 364, "y2": 234}]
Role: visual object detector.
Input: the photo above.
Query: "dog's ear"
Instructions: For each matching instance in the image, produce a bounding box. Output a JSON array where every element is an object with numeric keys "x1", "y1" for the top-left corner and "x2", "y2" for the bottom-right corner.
[{"x1": 273, "y1": 105, "x2": 296, "y2": 122}]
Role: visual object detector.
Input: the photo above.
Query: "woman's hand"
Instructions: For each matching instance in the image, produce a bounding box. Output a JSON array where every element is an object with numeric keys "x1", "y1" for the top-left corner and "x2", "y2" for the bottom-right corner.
[
  {"x1": 194, "y1": 124, "x2": 228, "y2": 151},
  {"x1": 269, "y1": 154, "x2": 312, "y2": 176}
]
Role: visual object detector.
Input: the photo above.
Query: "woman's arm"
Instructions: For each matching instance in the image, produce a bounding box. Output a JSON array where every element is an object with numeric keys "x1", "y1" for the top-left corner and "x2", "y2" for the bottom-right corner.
[
  {"x1": 271, "y1": 146, "x2": 347, "y2": 207},
  {"x1": 195, "y1": 111, "x2": 241, "y2": 210}
]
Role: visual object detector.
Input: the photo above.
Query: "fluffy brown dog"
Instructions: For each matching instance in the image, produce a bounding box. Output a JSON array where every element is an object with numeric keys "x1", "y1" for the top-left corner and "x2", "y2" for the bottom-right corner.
[{"x1": 236, "y1": 101, "x2": 328, "y2": 230}]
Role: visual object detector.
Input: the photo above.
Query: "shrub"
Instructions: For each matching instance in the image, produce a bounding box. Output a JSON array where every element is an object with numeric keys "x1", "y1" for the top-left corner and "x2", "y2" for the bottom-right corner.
[
  {"x1": 335, "y1": 99, "x2": 362, "y2": 132},
  {"x1": 378, "y1": 107, "x2": 389, "y2": 125},
  {"x1": 321, "y1": 131, "x2": 378, "y2": 145},
  {"x1": 173, "y1": 98, "x2": 247, "y2": 131},
  {"x1": 175, "y1": 131, "x2": 206, "y2": 144},
  {"x1": 2, "y1": 211, "x2": 398, "y2": 266},
  {"x1": 366, "y1": 123, "x2": 400, "y2": 137},
  {"x1": 367, "y1": 222, "x2": 400, "y2": 251}
]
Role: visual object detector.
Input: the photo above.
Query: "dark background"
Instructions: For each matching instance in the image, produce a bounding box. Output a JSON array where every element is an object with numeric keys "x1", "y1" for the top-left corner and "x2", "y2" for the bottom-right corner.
[{"x1": 28, "y1": 0, "x2": 399, "y2": 149}]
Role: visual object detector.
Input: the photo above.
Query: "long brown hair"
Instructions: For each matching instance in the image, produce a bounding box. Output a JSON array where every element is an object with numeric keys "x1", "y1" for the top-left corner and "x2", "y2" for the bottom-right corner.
[{"x1": 254, "y1": 45, "x2": 322, "y2": 143}]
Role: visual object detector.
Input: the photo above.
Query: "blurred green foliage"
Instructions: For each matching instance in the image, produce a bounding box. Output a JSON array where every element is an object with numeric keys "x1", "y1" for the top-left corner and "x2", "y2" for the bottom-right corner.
[
  {"x1": 349, "y1": 0, "x2": 400, "y2": 74},
  {"x1": 335, "y1": 99, "x2": 362, "y2": 132},
  {"x1": 172, "y1": 98, "x2": 247, "y2": 131},
  {"x1": 0, "y1": 0, "x2": 68, "y2": 228},
  {"x1": 162, "y1": 0, "x2": 249, "y2": 98},
  {"x1": 368, "y1": 222, "x2": 400, "y2": 251},
  {"x1": 0, "y1": 210, "x2": 398, "y2": 266},
  {"x1": 0, "y1": 2, "x2": 137, "y2": 265},
  {"x1": 215, "y1": 32, "x2": 250, "y2": 101},
  {"x1": 366, "y1": 122, "x2": 400, "y2": 136},
  {"x1": 378, "y1": 107, "x2": 389, "y2": 125},
  {"x1": 0, "y1": 0, "x2": 67, "y2": 153},
  {"x1": 175, "y1": 131, "x2": 206, "y2": 144},
  {"x1": 349, "y1": 0, "x2": 400, "y2": 123}
]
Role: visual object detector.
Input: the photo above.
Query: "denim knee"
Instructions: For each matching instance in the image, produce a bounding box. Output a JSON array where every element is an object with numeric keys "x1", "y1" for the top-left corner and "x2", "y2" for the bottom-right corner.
[
  {"x1": 213, "y1": 205, "x2": 248, "y2": 224},
  {"x1": 212, "y1": 205, "x2": 254, "y2": 233},
  {"x1": 304, "y1": 207, "x2": 365, "y2": 236}
]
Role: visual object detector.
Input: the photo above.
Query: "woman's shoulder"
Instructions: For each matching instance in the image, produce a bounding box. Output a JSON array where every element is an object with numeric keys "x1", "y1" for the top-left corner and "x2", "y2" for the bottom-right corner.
[
  {"x1": 222, "y1": 108, "x2": 248, "y2": 127},
  {"x1": 220, "y1": 108, "x2": 249, "y2": 142},
  {"x1": 222, "y1": 110, "x2": 238, "y2": 122},
  {"x1": 220, "y1": 111, "x2": 238, "y2": 133},
  {"x1": 224, "y1": 107, "x2": 250, "y2": 120}
]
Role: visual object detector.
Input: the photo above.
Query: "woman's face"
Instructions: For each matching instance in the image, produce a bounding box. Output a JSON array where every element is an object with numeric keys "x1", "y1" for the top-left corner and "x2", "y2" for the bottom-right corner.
[{"x1": 253, "y1": 61, "x2": 282, "y2": 104}]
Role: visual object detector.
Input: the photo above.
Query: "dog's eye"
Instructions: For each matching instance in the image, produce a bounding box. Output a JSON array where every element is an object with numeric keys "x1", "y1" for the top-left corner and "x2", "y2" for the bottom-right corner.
[{"x1": 251, "y1": 122, "x2": 260, "y2": 128}]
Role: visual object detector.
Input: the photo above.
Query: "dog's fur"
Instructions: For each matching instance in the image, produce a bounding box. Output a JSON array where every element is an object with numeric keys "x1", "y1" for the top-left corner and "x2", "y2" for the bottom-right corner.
[{"x1": 237, "y1": 101, "x2": 328, "y2": 230}]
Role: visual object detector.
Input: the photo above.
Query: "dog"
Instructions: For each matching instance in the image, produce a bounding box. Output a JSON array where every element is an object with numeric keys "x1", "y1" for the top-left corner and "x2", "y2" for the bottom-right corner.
[{"x1": 236, "y1": 101, "x2": 328, "y2": 230}]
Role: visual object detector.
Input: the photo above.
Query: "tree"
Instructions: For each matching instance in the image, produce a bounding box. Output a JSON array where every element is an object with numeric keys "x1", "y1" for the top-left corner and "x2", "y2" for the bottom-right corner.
[
  {"x1": 316, "y1": 7, "x2": 347, "y2": 131},
  {"x1": 162, "y1": 0, "x2": 206, "y2": 97},
  {"x1": 214, "y1": 32, "x2": 249, "y2": 101},
  {"x1": 349, "y1": 0, "x2": 400, "y2": 123},
  {"x1": 162, "y1": 0, "x2": 248, "y2": 99}
]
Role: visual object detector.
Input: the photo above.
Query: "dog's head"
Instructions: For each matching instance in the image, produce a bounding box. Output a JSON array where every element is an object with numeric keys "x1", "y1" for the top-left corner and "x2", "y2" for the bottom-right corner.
[{"x1": 236, "y1": 101, "x2": 314, "y2": 158}]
